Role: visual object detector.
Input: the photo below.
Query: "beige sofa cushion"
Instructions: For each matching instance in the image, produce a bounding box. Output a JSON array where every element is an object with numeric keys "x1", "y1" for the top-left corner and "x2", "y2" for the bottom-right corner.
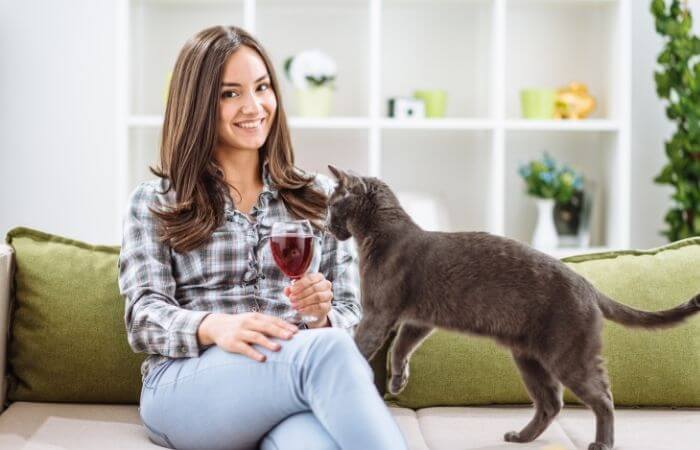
[
  {"x1": 0, "y1": 402, "x2": 426, "y2": 450},
  {"x1": 0, "y1": 402, "x2": 698, "y2": 450},
  {"x1": 414, "y1": 406, "x2": 700, "y2": 450},
  {"x1": 415, "y1": 406, "x2": 577, "y2": 449},
  {"x1": 555, "y1": 407, "x2": 700, "y2": 450},
  {"x1": 0, "y1": 402, "x2": 155, "y2": 449}
]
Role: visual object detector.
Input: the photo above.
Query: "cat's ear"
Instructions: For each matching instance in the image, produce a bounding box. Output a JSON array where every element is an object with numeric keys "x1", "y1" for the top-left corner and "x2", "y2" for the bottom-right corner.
[
  {"x1": 328, "y1": 165, "x2": 349, "y2": 186},
  {"x1": 347, "y1": 170, "x2": 368, "y2": 193}
]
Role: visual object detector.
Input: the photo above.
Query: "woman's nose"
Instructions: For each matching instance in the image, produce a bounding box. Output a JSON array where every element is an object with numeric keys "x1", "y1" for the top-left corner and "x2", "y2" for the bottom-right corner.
[{"x1": 240, "y1": 90, "x2": 262, "y2": 113}]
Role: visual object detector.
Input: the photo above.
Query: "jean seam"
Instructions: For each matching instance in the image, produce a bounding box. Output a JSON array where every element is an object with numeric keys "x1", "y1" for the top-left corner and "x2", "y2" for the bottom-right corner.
[
  {"x1": 262, "y1": 435, "x2": 281, "y2": 450},
  {"x1": 142, "y1": 419, "x2": 176, "y2": 448},
  {"x1": 149, "y1": 360, "x2": 295, "y2": 389},
  {"x1": 143, "y1": 360, "x2": 174, "y2": 389}
]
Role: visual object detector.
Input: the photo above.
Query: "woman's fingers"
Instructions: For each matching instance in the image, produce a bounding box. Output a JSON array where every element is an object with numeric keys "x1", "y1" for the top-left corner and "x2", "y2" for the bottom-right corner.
[
  {"x1": 232, "y1": 340, "x2": 267, "y2": 362},
  {"x1": 289, "y1": 273, "x2": 326, "y2": 298},
  {"x1": 291, "y1": 279, "x2": 332, "y2": 303},
  {"x1": 239, "y1": 329, "x2": 281, "y2": 352},
  {"x1": 293, "y1": 289, "x2": 333, "y2": 310},
  {"x1": 297, "y1": 299, "x2": 331, "y2": 316},
  {"x1": 250, "y1": 312, "x2": 298, "y2": 333},
  {"x1": 253, "y1": 319, "x2": 296, "y2": 340}
]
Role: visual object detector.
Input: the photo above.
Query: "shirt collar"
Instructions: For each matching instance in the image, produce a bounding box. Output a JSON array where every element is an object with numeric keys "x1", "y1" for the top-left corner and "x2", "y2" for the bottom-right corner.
[{"x1": 221, "y1": 159, "x2": 279, "y2": 214}]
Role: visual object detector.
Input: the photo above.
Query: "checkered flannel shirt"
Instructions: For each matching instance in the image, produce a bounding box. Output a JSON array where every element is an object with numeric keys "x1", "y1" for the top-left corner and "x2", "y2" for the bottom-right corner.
[{"x1": 118, "y1": 165, "x2": 361, "y2": 381}]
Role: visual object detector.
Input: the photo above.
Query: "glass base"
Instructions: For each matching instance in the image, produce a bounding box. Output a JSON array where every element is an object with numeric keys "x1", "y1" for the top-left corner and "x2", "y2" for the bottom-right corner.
[{"x1": 281, "y1": 310, "x2": 319, "y2": 325}]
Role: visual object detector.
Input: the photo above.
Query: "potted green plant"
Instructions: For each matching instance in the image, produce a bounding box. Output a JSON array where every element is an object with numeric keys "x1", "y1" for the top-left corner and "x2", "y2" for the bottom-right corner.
[
  {"x1": 284, "y1": 49, "x2": 337, "y2": 117},
  {"x1": 518, "y1": 153, "x2": 585, "y2": 249},
  {"x1": 650, "y1": 0, "x2": 700, "y2": 240}
]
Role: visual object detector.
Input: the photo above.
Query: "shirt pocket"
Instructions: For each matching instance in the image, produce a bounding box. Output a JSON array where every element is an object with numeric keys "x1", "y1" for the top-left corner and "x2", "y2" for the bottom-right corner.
[{"x1": 171, "y1": 227, "x2": 249, "y2": 289}]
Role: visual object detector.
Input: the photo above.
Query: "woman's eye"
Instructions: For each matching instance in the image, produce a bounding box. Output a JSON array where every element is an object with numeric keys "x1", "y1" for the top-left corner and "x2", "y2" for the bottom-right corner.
[{"x1": 221, "y1": 84, "x2": 270, "y2": 99}]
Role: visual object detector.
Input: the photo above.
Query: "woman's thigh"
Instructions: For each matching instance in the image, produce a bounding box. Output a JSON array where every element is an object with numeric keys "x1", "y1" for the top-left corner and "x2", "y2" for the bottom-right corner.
[
  {"x1": 260, "y1": 412, "x2": 340, "y2": 450},
  {"x1": 138, "y1": 329, "x2": 347, "y2": 450}
]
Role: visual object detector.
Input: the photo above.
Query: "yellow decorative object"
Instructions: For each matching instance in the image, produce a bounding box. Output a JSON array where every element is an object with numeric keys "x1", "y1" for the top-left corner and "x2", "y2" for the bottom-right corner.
[{"x1": 554, "y1": 82, "x2": 595, "y2": 119}]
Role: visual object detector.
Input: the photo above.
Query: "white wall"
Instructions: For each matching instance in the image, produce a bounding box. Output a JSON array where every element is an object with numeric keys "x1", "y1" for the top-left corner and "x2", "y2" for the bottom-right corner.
[
  {"x1": 0, "y1": 0, "x2": 119, "y2": 245},
  {"x1": 0, "y1": 0, "x2": 697, "y2": 248}
]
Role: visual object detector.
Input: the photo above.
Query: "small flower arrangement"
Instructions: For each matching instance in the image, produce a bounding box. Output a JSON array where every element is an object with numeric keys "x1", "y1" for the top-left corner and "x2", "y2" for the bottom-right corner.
[
  {"x1": 284, "y1": 49, "x2": 337, "y2": 91},
  {"x1": 518, "y1": 152, "x2": 583, "y2": 204}
]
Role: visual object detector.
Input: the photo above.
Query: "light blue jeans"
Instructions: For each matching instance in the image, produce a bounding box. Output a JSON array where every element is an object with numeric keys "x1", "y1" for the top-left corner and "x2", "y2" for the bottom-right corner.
[{"x1": 138, "y1": 327, "x2": 407, "y2": 450}]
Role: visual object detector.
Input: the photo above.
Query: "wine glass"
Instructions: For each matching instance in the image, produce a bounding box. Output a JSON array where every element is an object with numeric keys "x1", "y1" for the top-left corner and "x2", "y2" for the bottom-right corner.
[{"x1": 269, "y1": 219, "x2": 321, "y2": 324}]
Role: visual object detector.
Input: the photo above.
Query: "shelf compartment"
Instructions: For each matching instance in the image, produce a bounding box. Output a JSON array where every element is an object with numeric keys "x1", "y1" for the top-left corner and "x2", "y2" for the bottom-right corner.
[
  {"x1": 381, "y1": 0, "x2": 493, "y2": 119},
  {"x1": 255, "y1": 0, "x2": 370, "y2": 117},
  {"x1": 290, "y1": 128, "x2": 370, "y2": 179},
  {"x1": 504, "y1": 130, "x2": 621, "y2": 249},
  {"x1": 381, "y1": 129, "x2": 493, "y2": 233},
  {"x1": 129, "y1": 0, "x2": 245, "y2": 116},
  {"x1": 505, "y1": 0, "x2": 620, "y2": 120}
]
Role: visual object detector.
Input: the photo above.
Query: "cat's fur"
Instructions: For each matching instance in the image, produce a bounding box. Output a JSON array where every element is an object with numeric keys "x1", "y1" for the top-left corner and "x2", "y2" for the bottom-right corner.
[{"x1": 325, "y1": 165, "x2": 700, "y2": 450}]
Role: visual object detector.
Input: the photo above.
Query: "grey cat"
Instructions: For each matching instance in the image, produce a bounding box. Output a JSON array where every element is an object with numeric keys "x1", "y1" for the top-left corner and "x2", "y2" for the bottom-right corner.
[{"x1": 325, "y1": 165, "x2": 700, "y2": 450}]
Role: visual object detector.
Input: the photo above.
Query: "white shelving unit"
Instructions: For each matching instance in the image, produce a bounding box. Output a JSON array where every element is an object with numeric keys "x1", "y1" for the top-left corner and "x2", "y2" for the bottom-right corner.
[{"x1": 116, "y1": 0, "x2": 631, "y2": 257}]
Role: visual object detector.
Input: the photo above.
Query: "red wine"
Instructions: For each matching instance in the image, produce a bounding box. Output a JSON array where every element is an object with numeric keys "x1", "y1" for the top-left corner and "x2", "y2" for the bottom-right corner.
[{"x1": 270, "y1": 234, "x2": 314, "y2": 279}]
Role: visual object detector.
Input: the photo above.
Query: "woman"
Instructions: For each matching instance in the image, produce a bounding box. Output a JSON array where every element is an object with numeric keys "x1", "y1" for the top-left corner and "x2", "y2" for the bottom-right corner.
[{"x1": 118, "y1": 26, "x2": 407, "y2": 450}]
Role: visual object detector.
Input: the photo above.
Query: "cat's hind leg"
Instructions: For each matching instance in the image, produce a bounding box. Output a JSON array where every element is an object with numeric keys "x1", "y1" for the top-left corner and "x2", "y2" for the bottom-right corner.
[
  {"x1": 354, "y1": 313, "x2": 398, "y2": 361},
  {"x1": 388, "y1": 322, "x2": 434, "y2": 395},
  {"x1": 504, "y1": 354, "x2": 563, "y2": 444},
  {"x1": 555, "y1": 355, "x2": 614, "y2": 450}
]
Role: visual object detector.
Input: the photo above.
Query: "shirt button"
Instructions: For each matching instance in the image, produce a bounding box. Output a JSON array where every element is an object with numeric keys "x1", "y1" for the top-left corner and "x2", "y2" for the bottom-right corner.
[
  {"x1": 251, "y1": 306, "x2": 259, "y2": 312},
  {"x1": 180, "y1": 346, "x2": 186, "y2": 353}
]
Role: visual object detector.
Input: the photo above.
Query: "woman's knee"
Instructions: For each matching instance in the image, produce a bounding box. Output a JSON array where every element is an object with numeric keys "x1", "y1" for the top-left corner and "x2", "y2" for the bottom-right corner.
[
  {"x1": 305, "y1": 328, "x2": 374, "y2": 379},
  {"x1": 307, "y1": 328, "x2": 357, "y2": 354},
  {"x1": 259, "y1": 412, "x2": 340, "y2": 450}
]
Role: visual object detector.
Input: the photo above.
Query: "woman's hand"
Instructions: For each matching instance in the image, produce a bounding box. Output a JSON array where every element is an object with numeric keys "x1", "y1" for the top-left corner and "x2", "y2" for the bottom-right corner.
[
  {"x1": 284, "y1": 272, "x2": 333, "y2": 328},
  {"x1": 198, "y1": 312, "x2": 299, "y2": 362}
]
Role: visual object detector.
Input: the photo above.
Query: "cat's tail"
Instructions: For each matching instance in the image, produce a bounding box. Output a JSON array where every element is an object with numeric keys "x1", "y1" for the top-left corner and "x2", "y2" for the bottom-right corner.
[{"x1": 596, "y1": 291, "x2": 700, "y2": 329}]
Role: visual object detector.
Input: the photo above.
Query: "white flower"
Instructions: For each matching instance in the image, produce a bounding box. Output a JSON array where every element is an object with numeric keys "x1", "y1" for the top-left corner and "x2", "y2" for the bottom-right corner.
[{"x1": 285, "y1": 49, "x2": 337, "y2": 90}]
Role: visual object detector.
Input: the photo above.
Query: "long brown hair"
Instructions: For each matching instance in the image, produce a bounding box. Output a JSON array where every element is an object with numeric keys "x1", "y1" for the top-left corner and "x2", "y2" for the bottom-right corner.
[{"x1": 149, "y1": 25, "x2": 327, "y2": 253}]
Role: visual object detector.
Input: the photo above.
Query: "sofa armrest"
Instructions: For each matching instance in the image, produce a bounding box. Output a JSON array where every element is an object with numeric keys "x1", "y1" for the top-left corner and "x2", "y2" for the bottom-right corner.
[{"x1": 0, "y1": 244, "x2": 14, "y2": 414}]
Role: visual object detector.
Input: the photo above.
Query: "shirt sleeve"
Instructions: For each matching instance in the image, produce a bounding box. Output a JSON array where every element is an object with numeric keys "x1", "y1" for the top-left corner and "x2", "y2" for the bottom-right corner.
[
  {"x1": 319, "y1": 232, "x2": 362, "y2": 335},
  {"x1": 118, "y1": 182, "x2": 211, "y2": 358}
]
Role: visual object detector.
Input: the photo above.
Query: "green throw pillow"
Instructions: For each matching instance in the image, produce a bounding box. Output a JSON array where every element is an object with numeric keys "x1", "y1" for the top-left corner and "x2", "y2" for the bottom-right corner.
[
  {"x1": 385, "y1": 237, "x2": 700, "y2": 408},
  {"x1": 5, "y1": 227, "x2": 144, "y2": 403}
]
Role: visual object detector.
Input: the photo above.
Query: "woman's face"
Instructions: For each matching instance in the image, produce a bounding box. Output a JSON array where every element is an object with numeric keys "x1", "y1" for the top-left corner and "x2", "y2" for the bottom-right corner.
[{"x1": 216, "y1": 45, "x2": 277, "y2": 153}]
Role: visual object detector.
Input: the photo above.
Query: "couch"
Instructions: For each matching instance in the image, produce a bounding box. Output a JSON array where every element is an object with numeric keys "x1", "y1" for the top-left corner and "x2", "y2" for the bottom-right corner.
[{"x1": 0, "y1": 229, "x2": 698, "y2": 450}]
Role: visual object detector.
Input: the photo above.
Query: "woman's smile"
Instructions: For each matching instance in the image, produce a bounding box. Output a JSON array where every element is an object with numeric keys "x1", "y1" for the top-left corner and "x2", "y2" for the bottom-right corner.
[{"x1": 234, "y1": 117, "x2": 265, "y2": 132}]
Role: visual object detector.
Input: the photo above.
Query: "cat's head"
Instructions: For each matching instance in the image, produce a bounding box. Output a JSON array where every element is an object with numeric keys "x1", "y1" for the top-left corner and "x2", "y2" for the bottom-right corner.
[
  {"x1": 326, "y1": 165, "x2": 374, "y2": 241},
  {"x1": 326, "y1": 165, "x2": 406, "y2": 240}
]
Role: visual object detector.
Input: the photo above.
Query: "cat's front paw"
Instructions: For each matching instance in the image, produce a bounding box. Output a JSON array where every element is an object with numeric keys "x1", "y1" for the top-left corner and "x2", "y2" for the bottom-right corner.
[
  {"x1": 388, "y1": 362, "x2": 410, "y2": 395},
  {"x1": 588, "y1": 443, "x2": 611, "y2": 450},
  {"x1": 504, "y1": 431, "x2": 528, "y2": 443}
]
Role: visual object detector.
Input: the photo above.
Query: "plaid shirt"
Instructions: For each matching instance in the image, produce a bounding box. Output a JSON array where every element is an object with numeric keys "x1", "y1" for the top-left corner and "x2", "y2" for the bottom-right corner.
[{"x1": 118, "y1": 164, "x2": 362, "y2": 381}]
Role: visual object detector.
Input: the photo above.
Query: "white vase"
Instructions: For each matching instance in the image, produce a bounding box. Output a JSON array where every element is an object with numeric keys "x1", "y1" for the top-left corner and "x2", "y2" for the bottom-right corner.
[
  {"x1": 532, "y1": 198, "x2": 558, "y2": 250},
  {"x1": 296, "y1": 85, "x2": 333, "y2": 117}
]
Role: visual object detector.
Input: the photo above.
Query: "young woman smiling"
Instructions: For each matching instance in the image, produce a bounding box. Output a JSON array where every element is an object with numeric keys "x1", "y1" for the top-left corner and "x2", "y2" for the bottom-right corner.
[{"x1": 118, "y1": 26, "x2": 407, "y2": 450}]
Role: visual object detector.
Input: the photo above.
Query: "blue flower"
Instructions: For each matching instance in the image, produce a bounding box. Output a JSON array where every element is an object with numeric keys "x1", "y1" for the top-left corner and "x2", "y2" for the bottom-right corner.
[
  {"x1": 518, "y1": 165, "x2": 531, "y2": 178},
  {"x1": 539, "y1": 172, "x2": 554, "y2": 183}
]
